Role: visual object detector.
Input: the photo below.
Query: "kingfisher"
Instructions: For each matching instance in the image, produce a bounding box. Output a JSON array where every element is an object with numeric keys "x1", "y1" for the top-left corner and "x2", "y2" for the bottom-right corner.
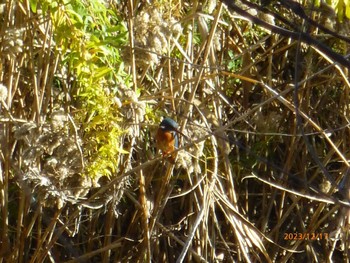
[{"x1": 156, "y1": 117, "x2": 185, "y2": 163}]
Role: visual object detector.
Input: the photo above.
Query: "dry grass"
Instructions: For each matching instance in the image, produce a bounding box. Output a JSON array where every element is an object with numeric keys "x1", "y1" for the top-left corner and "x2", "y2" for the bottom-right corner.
[{"x1": 1, "y1": 0, "x2": 350, "y2": 262}]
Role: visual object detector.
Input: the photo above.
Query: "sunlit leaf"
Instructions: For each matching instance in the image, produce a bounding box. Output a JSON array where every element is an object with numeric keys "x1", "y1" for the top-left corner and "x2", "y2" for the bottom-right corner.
[
  {"x1": 94, "y1": 67, "x2": 112, "y2": 79},
  {"x1": 30, "y1": 0, "x2": 38, "y2": 13},
  {"x1": 115, "y1": 146, "x2": 129, "y2": 154}
]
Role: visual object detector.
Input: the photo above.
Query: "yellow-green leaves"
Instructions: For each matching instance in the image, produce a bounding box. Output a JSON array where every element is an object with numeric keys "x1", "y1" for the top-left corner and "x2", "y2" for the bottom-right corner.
[
  {"x1": 316, "y1": 0, "x2": 350, "y2": 21},
  {"x1": 49, "y1": 0, "x2": 130, "y2": 179}
]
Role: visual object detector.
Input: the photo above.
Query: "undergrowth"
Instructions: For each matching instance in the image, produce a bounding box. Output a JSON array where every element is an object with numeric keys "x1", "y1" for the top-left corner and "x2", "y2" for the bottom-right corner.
[{"x1": 1, "y1": 0, "x2": 350, "y2": 262}]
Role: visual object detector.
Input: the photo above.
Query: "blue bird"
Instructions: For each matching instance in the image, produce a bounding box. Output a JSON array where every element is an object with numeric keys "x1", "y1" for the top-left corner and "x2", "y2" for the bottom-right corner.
[{"x1": 156, "y1": 117, "x2": 185, "y2": 163}]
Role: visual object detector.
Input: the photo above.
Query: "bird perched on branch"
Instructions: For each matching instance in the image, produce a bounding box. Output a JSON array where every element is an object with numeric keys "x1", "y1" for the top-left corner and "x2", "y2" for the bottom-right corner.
[{"x1": 156, "y1": 117, "x2": 186, "y2": 164}]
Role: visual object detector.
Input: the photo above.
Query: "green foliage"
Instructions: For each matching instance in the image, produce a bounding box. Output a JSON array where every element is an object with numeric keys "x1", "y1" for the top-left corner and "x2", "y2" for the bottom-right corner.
[
  {"x1": 315, "y1": 0, "x2": 350, "y2": 21},
  {"x1": 333, "y1": 0, "x2": 350, "y2": 20},
  {"x1": 227, "y1": 50, "x2": 242, "y2": 72},
  {"x1": 47, "y1": 0, "x2": 130, "y2": 178}
]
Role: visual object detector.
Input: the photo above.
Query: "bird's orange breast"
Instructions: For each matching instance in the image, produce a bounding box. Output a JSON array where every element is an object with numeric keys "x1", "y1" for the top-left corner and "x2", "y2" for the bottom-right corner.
[{"x1": 156, "y1": 129, "x2": 176, "y2": 154}]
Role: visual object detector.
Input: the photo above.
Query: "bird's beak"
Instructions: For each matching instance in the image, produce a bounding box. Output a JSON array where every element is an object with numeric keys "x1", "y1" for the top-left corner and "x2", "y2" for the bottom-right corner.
[{"x1": 175, "y1": 129, "x2": 189, "y2": 140}]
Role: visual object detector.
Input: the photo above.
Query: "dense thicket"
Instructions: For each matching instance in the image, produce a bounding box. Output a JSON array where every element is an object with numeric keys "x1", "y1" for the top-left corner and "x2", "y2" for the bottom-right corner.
[{"x1": 1, "y1": 0, "x2": 349, "y2": 262}]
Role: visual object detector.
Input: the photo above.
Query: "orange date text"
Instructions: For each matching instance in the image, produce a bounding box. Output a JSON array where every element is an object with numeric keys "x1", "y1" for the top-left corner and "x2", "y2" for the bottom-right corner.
[{"x1": 284, "y1": 232, "x2": 329, "y2": 240}]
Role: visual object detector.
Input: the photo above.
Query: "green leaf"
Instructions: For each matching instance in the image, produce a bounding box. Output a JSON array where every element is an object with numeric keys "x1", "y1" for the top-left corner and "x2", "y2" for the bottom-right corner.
[
  {"x1": 346, "y1": 0, "x2": 350, "y2": 18},
  {"x1": 30, "y1": 0, "x2": 38, "y2": 13},
  {"x1": 94, "y1": 67, "x2": 112, "y2": 79},
  {"x1": 115, "y1": 146, "x2": 129, "y2": 154},
  {"x1": 66, "y1": 8, "x2": 84, "y2": 25}
]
